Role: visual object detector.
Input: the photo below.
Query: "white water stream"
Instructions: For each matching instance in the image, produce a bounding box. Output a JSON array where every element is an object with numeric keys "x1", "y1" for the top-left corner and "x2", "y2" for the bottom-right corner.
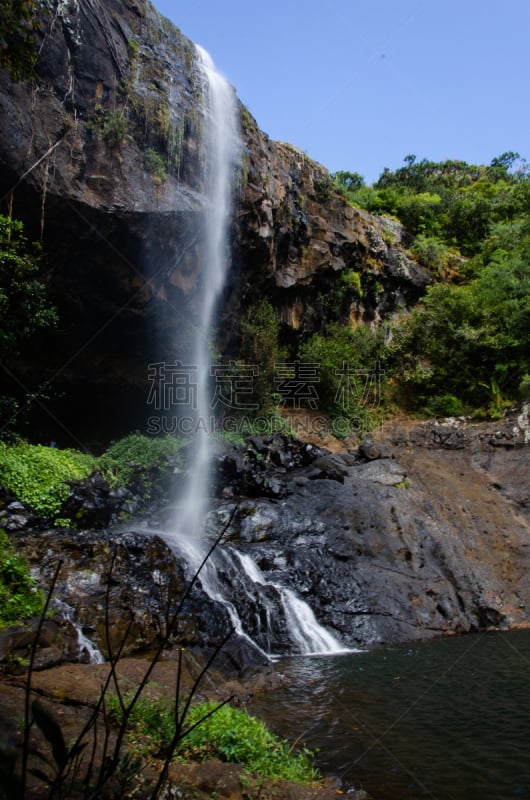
[
  {"x1": 172, "y1": 45, "x2": 241, "y2": 546},
  {"x1": 161, "y1": 45, "x2": 345, "y2": 659}
]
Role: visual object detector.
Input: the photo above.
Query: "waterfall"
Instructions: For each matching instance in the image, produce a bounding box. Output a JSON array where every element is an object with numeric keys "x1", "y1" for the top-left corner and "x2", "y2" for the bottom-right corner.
[
  {"x1": 233, "y1": 551, "x2": 346, "y2": 656},
  {"x1": 156, "y1": 45, "x2": 347, "y2": 659},
  {"x1": 172, "y1": 45, "x2": 241, "y2": 545}
]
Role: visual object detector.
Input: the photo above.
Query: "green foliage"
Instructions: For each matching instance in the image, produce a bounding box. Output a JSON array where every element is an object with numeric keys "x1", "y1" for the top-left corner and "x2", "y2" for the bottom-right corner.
[
  {"x1": 239, "y1": 300, "x2": 283, "y2": 413},
  {"x1": 214, "y1": 414, "x2": 293, "y2": 446},
  {"x1": 0, "y1": 0, "x2": 40, "y2": 80},
  {"x1": 0, "y1": 441, "x2": 95, "y2": 518},
  {"x1": 0, "y1": 215, "x2": 57, "y2": 435},
  {"x1": 388, "y1": 242, "x2": 530, "y2": 413},
  {"x1": 0, "y1": 529, "x2": 44, "y2": 627},
  {"x1": 298, "y1": 323, "x2": 385, "y2": 425},
  {"x1": 98, "y1": 433, "x2": 184, "y2": 488},
  {"x1": 0, "y1": 216, "x2": 57, "y2": 358},
  {"x1": 102, "y1": 108, "x2": 128, "y2": 148},
  {"x1": 408, "y1": 234, "x2": 461, "y2": 275},
  {"x1": 180, "y1": 703, "x2": 320, "y2": 784},
  {"x1": 106, "y1": 693, "x2": 175, "y2": 752},
  {"x1": 107, "y1": 695, "x2": 319, "y2": 785},
  {"x1": 331, "y1": 170, "x2": 365, "y2": 193},
  {"x1": 327, "y1": 152, "x2": 530, "y2": 417},
  {"x1": 145, "y1": 148, "x2": 168, "y2": 181}
]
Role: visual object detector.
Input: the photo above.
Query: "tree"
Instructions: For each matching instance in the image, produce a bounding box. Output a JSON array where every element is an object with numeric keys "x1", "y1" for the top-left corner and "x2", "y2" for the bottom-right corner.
[
  {"x1": 0, "y1": 216, "x2": 56, "y2": 357},
  {"x1": 239, "y1": 300, "x2": 282, "y2": 413},
  {"x1": 331, "y1": 170, "x2": 365, "y2": 192},
  {"x1": 0, "y1": 215, "x2": 57, "y2": 433}
]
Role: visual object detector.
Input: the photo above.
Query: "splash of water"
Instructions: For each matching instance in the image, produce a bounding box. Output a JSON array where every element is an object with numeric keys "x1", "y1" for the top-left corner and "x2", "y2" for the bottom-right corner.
[{"x1": 172, "y1": 45, "x2": 241, "y2": 546}]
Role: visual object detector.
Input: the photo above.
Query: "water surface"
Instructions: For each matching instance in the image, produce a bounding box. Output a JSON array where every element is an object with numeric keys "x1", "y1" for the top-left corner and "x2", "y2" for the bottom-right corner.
[{"x1": 250, "y1": 630, "x2": 530, "y2": 799}]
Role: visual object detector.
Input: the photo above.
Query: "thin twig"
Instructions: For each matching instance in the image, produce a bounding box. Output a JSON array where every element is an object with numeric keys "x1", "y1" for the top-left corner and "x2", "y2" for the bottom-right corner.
[{"x1": 20, "y1": 560, "x2": 63, "y2": 799}]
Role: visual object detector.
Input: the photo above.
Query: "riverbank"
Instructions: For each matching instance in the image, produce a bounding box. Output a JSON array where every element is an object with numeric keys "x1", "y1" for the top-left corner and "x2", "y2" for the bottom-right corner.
[{"x1": 0, "y1": 655, "x2": 365, "y2": 799}]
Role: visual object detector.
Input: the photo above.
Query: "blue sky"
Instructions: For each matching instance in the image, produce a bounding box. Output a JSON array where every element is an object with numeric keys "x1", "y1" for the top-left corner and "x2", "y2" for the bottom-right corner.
[{"x1": 153, "y1": 1, "x2": 530, "y2": 184}]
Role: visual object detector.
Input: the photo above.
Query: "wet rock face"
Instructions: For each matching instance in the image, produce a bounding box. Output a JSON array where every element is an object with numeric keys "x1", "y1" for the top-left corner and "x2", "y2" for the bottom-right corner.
[
  {"x1": 205, "y1": 415, "x2": 530, "y2": 648},
  {"x1": 11, "y1": 527, "x2": 266, "y2": 673}
]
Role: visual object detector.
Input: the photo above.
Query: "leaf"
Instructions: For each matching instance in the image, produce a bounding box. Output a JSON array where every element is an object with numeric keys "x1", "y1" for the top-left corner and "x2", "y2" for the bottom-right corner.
[
  {"x1": 29, "y1": 767, "x2": 52, "y2": 783},
  {"x1": 31, "y1": 700, "x2": 67, "y2": 770}
]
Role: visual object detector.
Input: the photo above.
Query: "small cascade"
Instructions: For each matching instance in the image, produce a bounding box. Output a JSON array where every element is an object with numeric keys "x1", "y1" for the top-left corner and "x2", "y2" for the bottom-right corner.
[
  {"x1": 233, "y1": 551, "x2": 345, "y2": 656},
  {"x1": 54, "y1": 599, "x2": 105, "y2": 665},
  {"x1": 164, "y1": 533, "x2": 347, "y2": 658}
]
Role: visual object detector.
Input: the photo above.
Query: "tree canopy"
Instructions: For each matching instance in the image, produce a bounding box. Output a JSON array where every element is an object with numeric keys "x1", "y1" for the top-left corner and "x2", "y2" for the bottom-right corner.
[{"x1": 327, "y1": 154, "x2": 530, "y2": 418}]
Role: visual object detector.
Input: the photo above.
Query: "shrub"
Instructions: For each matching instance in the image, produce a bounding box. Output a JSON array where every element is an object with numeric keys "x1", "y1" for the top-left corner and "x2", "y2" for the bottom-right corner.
[
  {"x1": 0, "y1": 441, "x2": 95, "y2": 518},
  {"x1": 145, "y1": 148, "x2": 168, "y2": 181},
  {"x1": 0, "y1": 529, "x2": 44, "y2": 628},
  {"x1": 98, "y1": 433, "x2": 184, "y2": 488}
]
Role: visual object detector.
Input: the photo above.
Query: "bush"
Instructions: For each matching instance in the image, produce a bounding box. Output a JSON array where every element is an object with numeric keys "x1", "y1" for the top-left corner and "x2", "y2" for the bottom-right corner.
[
  {"x1": 98, "y1": 433, "x2": 184, "y2": 488},
  {"x1": 0, "y1": 441, "x2": 95, "y2": 518},
  {"x1": 298, "y1": 323, "x2": 385, "y2": 423},
  {"x1": 0, "y1": 529, "x2": 44, "y2": 628}
]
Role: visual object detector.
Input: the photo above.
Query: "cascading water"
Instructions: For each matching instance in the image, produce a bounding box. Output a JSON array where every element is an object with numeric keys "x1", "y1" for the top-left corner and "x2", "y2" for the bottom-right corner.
[
  {"x1": 171, "y1": 44, "x2": 242, "y2": 546},
  {"x1": 159, "y1": 45, "x2": 346, "y2": 659}
]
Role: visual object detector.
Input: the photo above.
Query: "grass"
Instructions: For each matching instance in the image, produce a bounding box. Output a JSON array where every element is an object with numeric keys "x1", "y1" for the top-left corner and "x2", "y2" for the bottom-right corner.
[{"x1": 106, "y1": 695, "x2": 320, "y2": 785}]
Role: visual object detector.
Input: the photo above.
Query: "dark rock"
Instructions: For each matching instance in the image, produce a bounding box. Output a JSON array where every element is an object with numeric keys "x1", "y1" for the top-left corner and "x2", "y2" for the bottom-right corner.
[
  {"x1": 0, "y1": 618, "x2": 80, "y2": 670},
  {"x1": 358, "y1": 437, "x2": 392, "y2": 460},
  {"x1": 13, "y1": 527, "x2": 267, "y2": 673},
  {"x1": 310, "y1": 454, "x2": 350, "y2": 482}
]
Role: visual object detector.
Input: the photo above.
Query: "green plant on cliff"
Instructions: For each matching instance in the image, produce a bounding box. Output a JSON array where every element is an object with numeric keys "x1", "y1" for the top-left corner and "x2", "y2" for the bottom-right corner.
[
  {"x1": 145, "y1": 147, "x2": 168, "y2": 182},
  {"x1": 239, "y1": 300, "x2": 283, "y2": 413},
  {"x1": 102, "y1": 108, "x2": 129, "y2": 149},
  {"x1": 0, "y1": 0, "x2": 41, "y2": 80},
  {"x1": 0, "y1": 528, "x2": 44, "y2": 628}
]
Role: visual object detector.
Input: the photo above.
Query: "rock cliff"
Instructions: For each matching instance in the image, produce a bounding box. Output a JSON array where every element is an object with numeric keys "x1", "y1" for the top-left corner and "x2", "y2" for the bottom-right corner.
[{"x1": 0, "y1": 0, "x2": 431, "y2": 444}]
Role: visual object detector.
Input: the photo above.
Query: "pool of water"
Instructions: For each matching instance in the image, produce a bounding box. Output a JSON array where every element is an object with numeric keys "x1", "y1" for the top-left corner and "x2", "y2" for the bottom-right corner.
[{"x1": 250, "y1": 629, "x2": 530, "y2": 799}]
